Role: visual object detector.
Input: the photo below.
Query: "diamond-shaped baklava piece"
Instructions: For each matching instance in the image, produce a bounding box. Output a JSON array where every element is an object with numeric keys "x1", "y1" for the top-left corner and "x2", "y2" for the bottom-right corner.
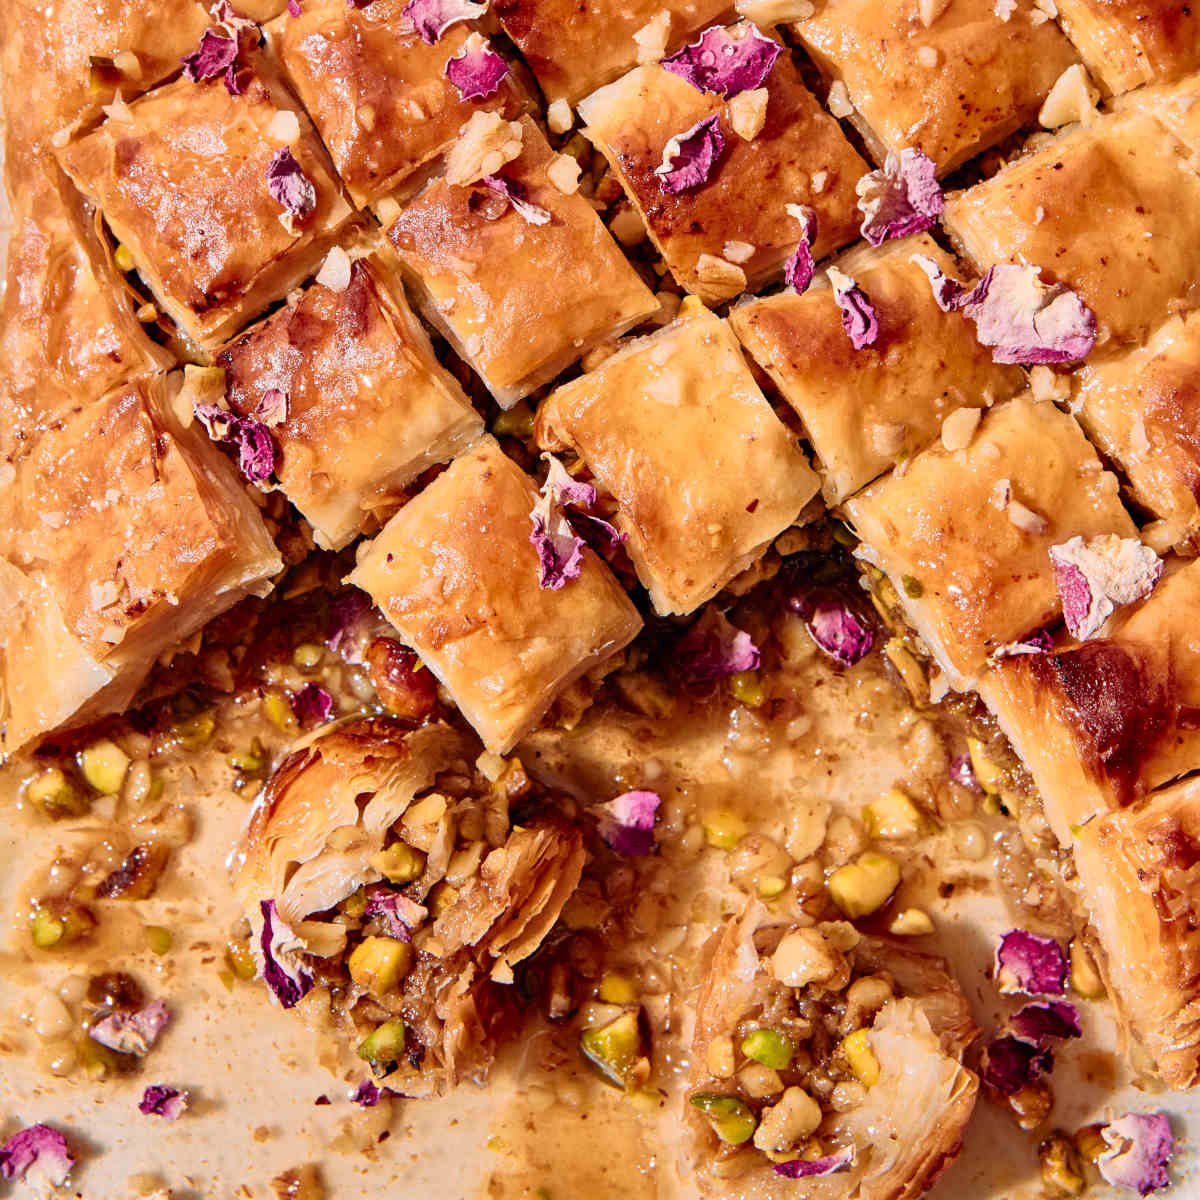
[
  {"x1": 379, "y1": 116, "x2": 657, "y2": 407},
  {"x1": 492, "y1": 0, "x2": 729, "y2": 104},
  {"x1": 1120, "y1": 70, "x2": 1200, "y2": 161},
  {"x1": 0, "y1": 376, "x2": 281, "y2": 753},
  {"x1": 536, "y1": 302, "x2": 820, "y2": 615},
  {"x1": 214, "y1": 253, "x2": 483, "y2": 551},
  {"x1": 348, "y1": 437, "x2": 642, "y2": 754},
  {"x1": 579, "y1": 33, "x2": 867, "y2": 305},
  {"x1": 1070, "y1": 312, "x2": 1200, "y2": 552},
  {"x1": 794, "y1": 0, "x2": 1078, "y2": 174},
  {"x1": 942, "y1": 109, "x2": 1200, "y2": 349},
  {"x1": 845, "y1": 395, "x2": 1135, "y2": 690},
  {"x1": 1054, "y1": 0, "x2": 1200, "y2": 95},
  {"x1": 270, "y1": 0, "x2": 528, "y2": 207},
  {"x1": 57, "y1": 49, "x2": 355, "y2": 352},
  {"x1": 730, "y1": 236, "x2": 1024, "y2": 503}
]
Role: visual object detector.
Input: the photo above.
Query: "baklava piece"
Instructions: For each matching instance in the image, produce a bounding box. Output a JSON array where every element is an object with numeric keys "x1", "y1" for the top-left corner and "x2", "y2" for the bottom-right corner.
[
  {"x1": 1120, "y1": 70, "x2": 1200, "y2": 162},
  {"x1": 214, "y1": 253, "x2": 483, "y2": 551},
  {"x1": 793, "y1": 0, "x2": 1078, "y2": 175},
  {"x1": 270, "y1": 0, "x2": 528, "y2": 207},
  {"x1": 730, "y1": 236, "x2": 1023, "y2": 503},
  {"x1": 1072, "y1": 776, "x2": 1200, "y2": 1089},
  {"x1": 57, "y1": 48, "x2": 354, "y2": 352},
  {"x1": 1054, "y1": 0, "x2": 1200, "y2": 95},
  {"x1": 0, "y1": 376, "x2": 281, "y2": 754},
  {"x1": 980, "y1": 558, "x2": 1200, "y2": 845},
  {"x1": 1070, "y1": 311, "x2": 1200, "y2": 553},
  {"x1": 685, "y1": 904, "x2": 977, "y2": 1197},
  {"x1": 536, "y1": 302, "x2": 819, "y2": 616},
  {"x1": 491, "y1": 0, "x2": 730, "y2": 104},
  {"x1": 348, "y1": 438, "x2": 642, "y2": 754},
  {"x1": 844, "y1": 395, "x2": 1135, "y2": 690},
  {"x1": 578, "y1": 31, "x2": 866, "y2": 305},
  {"x1": 942, "y1": 110, "x2": 1200, "y2": 349},
  {"x1": 380, "y1": 116, "x2": 658, "y2": 407},
  {"x1": 235, "y1": 719, "x2": 585, "y2": 1094}
]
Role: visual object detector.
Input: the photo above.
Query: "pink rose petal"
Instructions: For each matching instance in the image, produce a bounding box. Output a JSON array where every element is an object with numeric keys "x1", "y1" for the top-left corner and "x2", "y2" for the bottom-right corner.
[
  {"x1": 662, "y1": 24, "x2": 782, "y2": 99},
  {"x1": 995, "y1": 929, "x2": 1068, "y2": 996},
  {"x1": 677, "y1": 608, "x2": 761, "y2": 681},
  {"x1": 1099, "y1": 1113, "x2": 1174, "y2": 1196},
  {"x1": 827, "y1": 266, "x2": 878, "y2": 349},
  {"x1": 139, "y1": 1085, "x2": 189, "y2": 1120},
  {"x1": 784, "y1": 205, "x2": 817, "y2": 293},
  {"x1": 773, "y1": 1147, "x2": 854, "y2": 1178},
  {"x1": 481, "y1": 174, "x2": 551, "y2": 226},
  {"x1": 1049, "y1": 535, "x2": 1162, "y2": 641},
  {"x1": 857, "y1": 148, "x2": 943, "y2": 246},
  {"x1": 403, "y1": 0, "x2": 486, "y2": 43},
  {"x1": 0, "y1": 1124, "x2": 74, "y2": 1187},
  {"x1": 655, "y1": 114, "x2": 726, "y2": 194},
  {"x1": 267, "y1": 146, "x2": 317, "y2": 221},
  {"x1": 89, "y1": 998, "x2": 170, "y2": 1056},
  {"x1": 445, "y1": 34, "x2": 509, "y2": 101},
  {"x1": 597, "y1": 789, "x2": 661, "y2": 856},
  {"x1": 259, "y1": 899, "x2": 314, "y2": 1009}
]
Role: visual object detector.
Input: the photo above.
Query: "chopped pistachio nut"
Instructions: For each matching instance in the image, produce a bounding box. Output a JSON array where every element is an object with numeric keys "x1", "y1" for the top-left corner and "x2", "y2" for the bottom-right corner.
[
  {"x1": 758, "y1": 875, "x2": 788, "y2": 899},
  {"x1": 26, "y1": 766, "x2": 89, "y2": 819},
  {"x1": 348, "y1": 936, "x2": 413, "y2": 997},
  {"x1": 1068, "y1": 940, "x2": 1105, "y2": 999},
  {"x1": 292, "y1": 642, "x2": 324, "y2": 670},
  {"x1": 114, "y1": 243, "x2": 136, "y2": 271},
  {"x1": 828, "y1": 852, "x2": 901, "y2": 919},
  {"x1": 581, "y1": 1010, "x2": 646, "y2": 1089},
  {"x1": 1039, "y1": 1130, "x2": 1085, "y2": 1197},
  {"x1": 492, "y1": 402, "x2": 535, "y2": 440},
  {"x1": 751, "y1": 1086, "x2": 821, "y2": 1153},
  {"x1": 263, "y1": 690, "x2": 298, "y2": 734},
  {"x1": 966, "y1": 736, "x2": 1004, "y2": 794},
  {"x1": 427, "y1": 881, "x2": 459, "y2": 918},
  {"x1": 31, "y1": 903, "x2": 95, "y2": 950},
  {"x1": 79, "y1": 739, "x2": 130, "y2": 794},
  {"x1": 598, "y1": 972, "x2": 638, "y2": 1006},
  {"x1": 229, "y1": 739, "x2": 266, "y2": 773},
  {"x1": 900, "y1": 574, "x2": 924, "y2": 599},
  {"x1": 690, "y1": 1094, "x2": 758, "y2": 1145},
  {"x1": 357, "y1": 1018, "x2": 407, "y2": 1073},
  {"x1": 144, "y1": 925, "x2": 173, "y2": 956},
  {"x1": 370, "y1": 842, "x2": 426, "y2": 884},
  {"x1": 839, "y1": 1029, "x2": 880, "y2": 1087},
  {"x1": 862, "y1": 788, "x2": 923, "y2": 839},
  {"x1": 728, "y1": 670, "x2": 766, "y2": 708},
  {"x1": 174, "y1": 708, "x2": 216, "y2": 750},
  {"x1": 225, "y1": 939, "x2": 257, "y2": 981},
  {"x1": 887, "y1": 907, "x2": 934, "y2": 936},
  {"x1": 741, "y1": 1029, "x2": 793, "y2": 1070},
  {"x1": 883, "y1": 638, "x2": 929, "y2": 706},
  {"x1": 703, "y1": 809, "x2": 748, "y2": 849}
]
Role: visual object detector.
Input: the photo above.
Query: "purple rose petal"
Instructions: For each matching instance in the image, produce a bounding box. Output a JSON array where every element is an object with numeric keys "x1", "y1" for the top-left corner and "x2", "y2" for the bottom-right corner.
[
  {"x1": 139, "y1": 1085, "x2": 189, "y2": 1120},
  {"x1": 288, "y1": 0, "x2": 301, "y2": 13},
  {"x1": 949, "y1": 754, "x2": 982, "y2": 793},
  {"x1": 254, "y1": 387, "x2": 288, "y2": 428},
  {"x1": 784, "y1": 205, "x2": 817, "y2": 294},
  {"x1": 773, "y1": 1147, "x2": 854, "y2": 1178},
  {"x1": 1049, "y1": 535, "x2": 1163, "y2": 642},
  {"x1": 662, "y1": 24, "x2": 782, "y2": 99},
  {"x1": 911, "y1": 252, "x2": 968, "y2": 312},
  {"x1": 655, "y1": 114, "x2": 726, "y2": 194},
  {"x1": 1099, "y1": 1113, "x2": 1174, "y2": 1196},
  {"x1": 211, "y1": 0, "x2": 258, "y2": 31},
  {"x1": 790, "y1": 592, "x2": 873, "y2": 667},
  {"x1": 529, "y1": 455, "x2": 599, "y2": 589},
  {"x1": 181, "y1": 29, "x2": 238, "y2": 84},
  {"x1": 596, "y1": 790, "x2": 661, "y2": 857},
  {"x1": 827, "y1": 266, "x2": 878, "y2": 349},
  {"x1": 480, "y1": 174, "x2": 551, "y2": 226},
  {"x1": 194, "y1": 403, "x2": 279, "y2": 483},
  {"x1": 676, "y1": 608, "x2": 761, "y2": 682},
  {"x1": 259, "y1": 899, "x2": 314, "y2": 1009},
  {"x1": 290, "y1": 682, "x2": 334, "y2": 728},
  {"x1": 351, "y1": 1080, "x2": 381, "y2": 1106},
  {"x1": 445, "y1": 34, "x2": 509, "y2": 100},
  {"x1": 402, "y1": 0, "x2": 486, "y2": 43},
  {"x1": 0, "y1": 1124, "x2": 74, "y2": 1186},
  {"x1": 1009, "y1": 1000, "x2": 1082, "y2": 1046},
  {"x1": 857, "y1": 148, "x2": 943, "y2": 247},
  {"x1": 267, "y1": 147, "x2": 317, "y2": 221},
  {"x1": 982, "y1": 1034, "x2": 1054, "y2": 1096},
  {"x1": 992, "y1": 628, "x2": 1054, "y2": 661},
  {"x1": 364, "y1": 888, "x2": 425, "y2": 942},
  {"x1": 89, "y1": 998, "x2": 170, "y2": 1056},
  {"x1": 995, "y1": 930, "x2": 1068, "y2": 997}
]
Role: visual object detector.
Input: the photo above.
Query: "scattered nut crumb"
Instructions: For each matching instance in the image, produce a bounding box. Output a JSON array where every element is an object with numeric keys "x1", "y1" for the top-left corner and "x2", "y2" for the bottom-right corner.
[
  {"x1": 633, "y1": 11, "x2": 671, "y2": 64},
  {"x1": 1029, "y1": 365, "x2": 1071, "y2": 403},
  {"x1": 728, "y1": 87, "x2": 769, "y2": 141},
  {"x1": 993, "y1": 0, "x2": 1017, "y2": 20},
  {"x1": 695, "y1": 253, "x2": 747, "y2": 300},
  {"x1": 547, "y1": 98, "x2": 574, "y2": 134},
  {"x1": 1007, "y1": 500, "x2": 1048, "y2": 535},
  {"x1": 315, "y1": 245, "x2": 352, "y2": 292},
  {"x1": 941, "y1": 407, "x2": 982, "y2": 452},
  {"x1": 810, "y1": 169, "x2": 828, "y2": 193},
  {"x1": 723, "y1": 240, "x2": 756, "y2": 264},
  {"x1": 266, "y1": 108, "x2": 301, "y2": 144},
  {"x1": 1039, "y1": 64, "x2": 1100, "y2": 129},
  {"x1": 609, "y1": 205, "x2": 647, "y2": 246},
  {"x1": 991, "y1": 477, "x2": 1012, "y2": 508},
  {"x1": 445, "y1": 112, "x2": 524, "y2": 186},
  {"x1": 546, "y1": 152, "x2": 582, "y2": 195},
  {"x1": 827, "y1": 80, "x2": 854, "y2": 118},
  {"x1": 916, "y1": 45, "x2": 939, "y2": 68}
]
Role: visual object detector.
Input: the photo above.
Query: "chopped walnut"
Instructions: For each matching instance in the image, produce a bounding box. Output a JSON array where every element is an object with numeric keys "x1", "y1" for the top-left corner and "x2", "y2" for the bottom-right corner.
[
  {"x1": 609, "y1": 205, "x2": 646, "y2": 246},
  {"x1": 1007, "y1": 500, "x2": 1048, "y2": 535},
  {"x1": 728, "y1": 87, "x2": 769, "y2": 142},
  {"x1": 1039, "y1": 64, "x2": 1099, "y2": 129},
  {"x1": 547, "y1": 98, "x2": 574, "y2": 134},
  {"x1": 633, "y1": 11, "x2": 671, "y2": 64},
  {"x1": 736, "y1": 0, "x2": 814, "y2": 22},
  {"x1": 695, "y1": 254, "x2": 748, "y2": 300},
  {"x1": 941, "y1": 407, "x2": 982, "y2": 452},
  {"x1": 722, "y1": 240, "x2": 756, "y2": 264},
  {"x1": 546, "y1": 153, "x2": 582, "y2": 195},
  {"x1": 1029, "y1": 364, "x2": 1072, "y2": 403},
  {"x1": 445, "y1": 112, "x2": 524, "y2": 187},
  {"x1": 827, "y1": 80, "x2": 854, "y2": 118},
  {"x1": 771, "y1": 927, "x2": 850, "y2": 989}
]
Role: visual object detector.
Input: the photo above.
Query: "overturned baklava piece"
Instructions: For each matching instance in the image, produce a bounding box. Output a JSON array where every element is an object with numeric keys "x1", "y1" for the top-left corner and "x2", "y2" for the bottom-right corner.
[
  {"x1": 578, "y1": 25, "x2": 866, "y2": 305},
  {"x1": 793, "y1": 0, "x2": 1078, "y2": 175},
  {"x1": 730, "y1": 235, "x2": 1023, "y2": 503},
  {"x1": 379, "y1": 115, "x2": 657, "y2": 407},
  {"x1": 348, "y1": 437, "x2": 642, "y2": 754},
  {"x1": 269, "y1": 0, "x2": 528, "y2": 207},
  {"x1": 234, "y1": 719, "x2": 585, "y2": 1094},
  {"x1": 536, "y1": 301, "x2": 819, "y2": 616},
  {"x1": 685, "y1": 904, "x2": 977, "y2": 1198},
  {"x1": 0, "y1": 375, "x2": 281, "y2": 754},
  {"x1": 942, "y1": 108, "x2": 1200, "y2": 349},
  {"x1": 57, "y1": 44, "x2": 354, "y2": 352},
  {"x1": 212, "y1": 251, "x2": 483, "y2": 550},
  {"x1": 845, "y1": 394, "x2": 1135, "y2": 690}
]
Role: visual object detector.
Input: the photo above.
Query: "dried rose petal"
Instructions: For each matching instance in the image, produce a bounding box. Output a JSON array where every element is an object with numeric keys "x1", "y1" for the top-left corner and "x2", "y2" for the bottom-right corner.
[
  {"x1": 911, "y1": 252, "x2": 968, "y2": 312},
  {"x1": 827, "y1": 265, "x2": 878, "y2": 349},
  {"x1": 661, "y1": 24, "x2": 782, "y2": 99},
  {"x1": 995, "y1": 929, "x2": 1068, "y2": 996},
  {"x1": 949, "y1": 754, "x2": 982, "y2": 793},
  {"x1": 963, "y1": 265, "x2": 1096, "y2": 364},
  {"x1": 403, "y1": 0, "x2": 487, "y2": 44},
  {"x1": 1099, "y1": 1112, "x2": 1174, "y2": 1196},
  {"x1": 267, "y1": 147, "x2": 317, "y2": 221},
  {"x1": 259, "y1": 898, "x2": 314, "y2": 1009},
  {"x1": 254, "y1": 387, "x2": 288, "y2": 427},
  {"x1": 445, "y1": 33, "x2": 509, "y2": 101},
  {"x1": 1049, "y1": 535, "x2": 1162, "y2": 641},
  {"x1": 480, "y1": 174, "x2": 551, "y2": 226},
  {"x1": 139, "y1": 1085, "x2": 189, "y2": 1120},
  {"x1": 677, "y1": 607, "x2": 761, "y2": 681},
  {"x1": 89, "y1": 998, "x2": 170, "y2": 1056},
  {"x1": 364, "y1": 889, "x2": 422, "y2": 942},
  {"x1": 211, "y1": 0, "x2": 258, "y2": 32},
  {"x1": 529, "y1": 454, "x2": 597, "y2": 589},
  {"x1": 773, "y1": 1147, "x2": 854, "y2": 1178},
  {"x1": 326, "y1": 590, "x2": 381, "y2": 662},
  {"x1": 0, "y1": 1124, "x2": 74, "y2": 1186},
  {"x1": 790, "y1": 592, "x2": 873, "y2": 667},
  {"x1": 288, "y1": 0, "x2": 301, "y2": 13},
  {"x1": 655, "y1": 114, "x2": 726, "y2": 194},
  {"x1": 991, "y1": 628, "x2": 1054, "y2": 660},
  {"x1": 542, "y1": 454, "x2": 596, "y2": 510},
  {"x1": 784, "y1": 205, "x2": 817, "y2": 294},
  {"x1": 181, "y1": 29, "x2": 238, "y2": 84},
  {"x1": 982, "y1": 1033, "x2": 1053, "y2": 1095},
  {"x1": 290, "y1": 682, "x2": 334, "y2": 727},
  {"x1": 351, "y1": 1080, "x2": 381, "y2": 1106},
  {"x1": 597, "y1": 790, "x2": 661, "y2": 857},
  {"x1": 856, "y1": 148, "x2": 943, "y2": 247},
  {"x1": 1009, "y1": 1000, "x2": 1082, "y2": 1046},
  {"x1": 195, "y1": 402, "x2": 278, "y2": 483}
]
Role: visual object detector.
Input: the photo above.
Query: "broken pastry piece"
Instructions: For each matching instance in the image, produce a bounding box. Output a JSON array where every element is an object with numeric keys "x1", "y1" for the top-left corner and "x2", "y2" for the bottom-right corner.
[
  {"x1": 1053, "y1": 0, "x2": 1200, "y2": 95},
  {"x1": 685, "y1": 904, "x2": 977, "y2": 1198},
  {"x1": 578, "y1": 30, "x2": 866, "y2": 305},
  {"x1": 730, "y1": 235, "x2": 1023, "y2": 503},
  {"x1": 1072, "y1": 775, "x2": 1200, "y2": 1090},
  {"x1": 348, "y1": 437, "x2": 642, "y2": 754},
  {"x1": 492, "y1": 0, "x2": 730, "y2": 104},
  {"x1": 234, "y1": 719, "x2": 586, "y2": 1094},
  {"x1": 57, "y1": 47, "x2": 355, "y2": 352},
  {"x1": 845, "y1": 394, "x2": 1135, "y2": 690},
  {"x1": 793, "y1": 0, "x2": 1078, "y2": 175},
  {"x1": 1070, "y1": 311, "x2": 1200, "y2": 554},
  {"x1": 536, "y1": 301, "x2": 819, "y2": 616},
  {"x1": 270, "y1": 0, "x2": 528, "y2": 207},
  {"x1": 980, "y1": 557, "x2": 1200, "y2": 846},
  {"x1": 0, "y1": 375, "x2": 281, "y2": 754},
  {"x1": 380, "y1": 116, "x2": 657, "y2": 407},
  {"x1": 942, "y1": 108, "x2": 1200, "y2": 349},
  {"x1": 214, "y1": 252, "x2": 483, "y2": 551}
]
